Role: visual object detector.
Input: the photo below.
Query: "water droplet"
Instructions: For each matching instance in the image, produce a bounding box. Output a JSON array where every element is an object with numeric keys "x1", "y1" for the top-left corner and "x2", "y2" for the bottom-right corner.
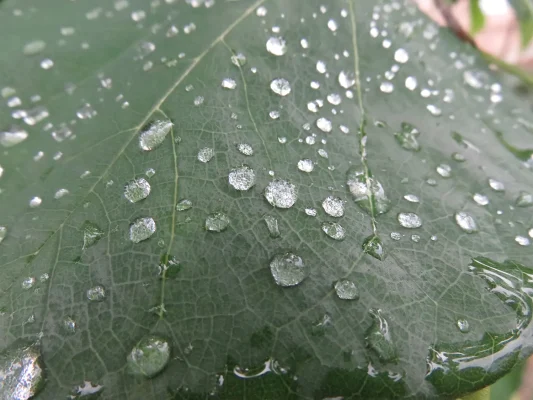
[
  {"x1": 316, "y1": 117, "x2": 332, "y2": 133},
  {"x1": 22, "y1": 277, "x2": 36, "y2": 290},
  {"x1": 221, "y1": 78, "x2": 237, "y2": 90},
  {"x1": 145, "y1": 168, "x2": 156, "y2": 178},
  {"x1": 127, "y1": 336, "x2": 170, "y2": 378},
  {"x1": 338, "y1": 70, "x2": 355, "y2": 89},
  {"x1": 436, "y1": 164, "x2": 452, "y2": 178},
  {"x1": 194, "y1": 96, "x2": 204, "y2": 106},
  {"x1": 366, "y1": 308, "x2": 397, "y2": 362},
  {"x1": 327, "y1": 19, "x2": 338, "y2": 32},
  {"x1": 82, "y1": 221, "x2": 104, "y2": 249},
  {"x1": 63, "y1": 316, "x2": 77, "y2": 334},
  {"x1": 205, "y1": 212, "x2": 230, "y2": 232},
  {"x1": 54, "y1": 189, "x2": 69, "y2": 199},
  {"x1": 394, "y1": 122, "x2": 420, "y2": 151},
  {"x1": 124, "y1": 178, "x2": 151, "y2": 203},
  {"x1": 405, "y1": 76, "x2": 418, "y2": 91},
  {"x1": 269, "y1": 252, "x2": 308, "y2": 287},
  {"x1": 40, "y1": 58, "x2": 54, "y2": 70},
  {"x1": 129, "y1": 217, "x2": 156, "y2": 243},
  {"x1": 347, "y1": 167, "x2": 391, "y2": 215},
  {"x1": 29, "y1": 196, "x2": 42, "y2": 208},
  {"x1": 230, "y1": 53, "x2": 247, "y2": 66},
  {"x1": 463, "y1": 70, "x2": 487, "y2": 89},
  {"x1": 197, "y1": 147, "x2": 215, "y2": 163},
  {"x1": 394, "y1": 48, "x2": 409, "y2": 63},
  {"x1": 322, "y1": 222, "x2": 346, "y2": 241},
  {"x1": 380, "y1": 81, "x2": 394, "y2": 93},
  {"x1": 266, "y1": 36, "x2": 287, "y2": 56},
  {"x1": 322, "y1": 196, "x2": 344, "y2": 217},
  {"x1": 76, "y1": 103, "x2": 96, "y2": 120},
  {"x1": 23, "y1": 40, "x2": 46, "y2": 55},
  {"x1": 176, "y1": 199, "x2": 192, "y2": 211},
  {"x1": 264, "y1": 179, "x2": 297, "y2": 209},
  {"x1": 270, "y1": 78, "x2": 291, "y2": 96},
  {"x1": 0, "y1": 126, "x2": 28, "y2": 148},
  {"x1": 0, "y1": 226, "x2": 6, "y2": 244},
  {"x1": 397, "y1": 212, "x2": 422, "y2": 229},
  {"x1": 452, "y1": 152, "x2": 466, "y2": 162},
  {"x1": 390, "y1": 232, "x2": 401, "y2": 241},
  {"x1": 488, "y1": 178, "x2": 505, "y2": 192},
  {"x1": 87, "y1": 285, "x2": 106, "y2": 302},
  {"x1": 403, "y1": 194, "x2": 419, "y2": 203},
  {"x1": 51, "y1": 126, "x2": 72, "y2": 142},
  {"x1": 236, "y1": 143, "x2": 253, "y2": 156},
  {"x1": 268, "y1": 110, "x2": 280, "y2": 120},
  {"x1": 69, "y1": 381, "x2": 104, "y2": 398},
  {"x1": 297, "y1": 159, "x2": 314, "y2": 172},
  {"x1": 256, "y1": 5, "x2": 267, "y2": 16},
  {"x1": 228, "y1": 165, "x2": 256, "y2": 191},
  {"x1": 263, "y1": 215, "x2": 280, "y2": 238},
  {"x1": 426, "y1": 104, "x2": 442, "y2": 116},
  {"x1": 0, "y1": 341, "x2": 45, "y2": 399},
  {"x1": 305, "y1": 208, "x2": 317, "y2": 217},
  {"x1": 334, "y1": 279, "x2": 359, "y2": 300},
  {"x1": 316, "y1": 60, "x2": 327, "y2": 74},
  {"x1": 515, "y1": 191, "x2": 533, "y2": 207},
  {"x1": 454, "y1": 212, "x2": 477, "y2": 233},
  {"x1": 362, "y1": 233, "x2": 386, "y2": 259},
  {"x1": 139, "y1": 120, "x2": 173, "y2": 151},
  {"x1": 326, "y1": 93, "x2": 342, "y2": 105},
  {"x1": 411, "y1": 234, "x2": 421, "y2": 243},
  {"x1": 515, "y1": 235, "x2": 530, "y2": 246},
  {"x1": 456, "y1": 318, "x2": 470, "y2": 333}
]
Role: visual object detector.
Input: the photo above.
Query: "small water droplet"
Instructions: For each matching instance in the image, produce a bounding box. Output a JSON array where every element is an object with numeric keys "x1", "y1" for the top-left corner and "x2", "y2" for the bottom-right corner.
[
  {"x1": 362, "y1": 235, "x2": 384, "y2": 260},
  {"x1": 76, "y1": 103, "x2": 96, "y2": 120},
  {"x1": 305, "y1": 208, "x2": 317, "y2": 217},
  {"x1": 327, "y1": 19, "x2": 338, "y2": 32},
  {"x1": 380, "y1": 81, "x2": 394, "y2": 93},
  {"x1": 63, "y1": 316, "x2": 77, "y2": 334},
  {"x1": 40, "y1": 58, "x2": 54, "y2": 70},
  {"x1": 124, "y1": 178, "x2": 151, "y2": 203},
  {"x1": 54, "y1": 188, "x2": 69, "y2": 199},
  {"x1": 316, "y1": 60, "x2": 327, "y2": 74},
  {"x1": 515, "y1": 191, "x2": 533, "y2": 207},
  {"x1": 22, "y1": 277, "x2": 36, "y2": 290},
  {"x1": 456, "y1": 318, "x2": 470, "y2": 333},
  {"x1": 405, "y1": 76, "x2": 418, "y2": 91},
  {"x1": 194, "y1": 96, "x2": 204, "y2": 106},
  {"x1": 452, "y1": 152, "x2": 466, "y2": 162},
  {"x1": 366, "y1": 308, "x2": 397, "y2": 362},
  {"x1": 131, "y1": 10, "x2": 146, "y2": 22},
  {"x1": 515, "y1": 235, "x2": 530, "y2": 246},
  {"x1": 436, "y1": 164, "x2": 452, "y2": 178},
  {"x1": 426, "y1": 104, "x2": 442, "y2": 116},
  {"x1": 176, "y1": 199, "x2": 192, "y2": 211},
  {"x1": 228, "y1": 165, "x2": 256, "y2": 191},
  {"x1": 197, "y1": 147, "x2": 214, "y2": 163},
  {"x1": 82, "y1": 221, "x2": 104, "y2": 249},
  {"x1": 256, "y1": 6, "x2": 267, "y2": 17},
  {"x1": 0, "y1": 226, "x2": 6, "y2": 244},
  {"x1": 230, "y1": 53, "x2": 247, "y2": 66},
  {"x1": 394, "y1": 48, "x2": 409, "y2": 63},
  {"x1": 297, "y1": 159, "x2": 314, "y2": 172},
  {"x1": 321, "y1": 222, "x2": 346, "y2": 241},
  {"x1": 270, "y1": 78, "x2": 291, "y2": 96},
  {"x1": 488, "y1": 178, "x2": 505, "y2": 192},
  {"x1": 322, "y1": 196, "x2": 344, "y2": 217},
  {"x1": 403, "y1": 194, "x2": 419, "y2": 203},
  {"x1": 334, "y1": 279, "x2": 359, "y2": 300},
  {"x1": 23, "y1": 40, "x2": 46, "y2": 55},
  {"x1": 139, "y1": 120, "x2": 173, "y2": 151},
  {"x1": 129, "y1": 217, "x2": 156, "y2": 243},
  {"x1": 263, "y1": 215, "x2": 280, "y2": 238},
  {"x1": 264, "y1": 179, "x2": 297, "y2": 208},
  {"x1": 411, "y1": 234, "x2": 421, "y2": 243},
  {"x1": 29, "y1": 196, "x2": 42, "y2": 208},
  {"x1": 221, "y1": 78, "x2": 237, "y2": 90},
  {"x1": 236, "y1": 143, "x2": 253, "y2": 156},
  {"x1": 338, "y1": 70, "x2": 355, "y2": 89},
  {"x1": 394, "y1": 122, "x2": 420, "y2": 151},
  {"x1": 390, "y1": 232, "x2": 401, "y2": 241},
  {"x1": 397, "y1": 212, "x2": 422, "y2": 228},
  {"x1": 127, "y1": 336, "x2": 170, "y2": 378},
  {"x1": 266, "y1": 36, "x2": 287, "y2": 56},
  {"x1": 205, "y1": 212, "x2": 230, "y2": 232},
  {"x1": 454, "y1": 211, "x2": 477, "y2": 233},
  {"x1": 269, "y1": 252, "x2": 308, "y2": 287},
  {"x1": 463, "y1": 70, "x2": 487, "y2": 89},
  {"x1": 87, "y1": 285, "x2": 106, "y2": 302}
]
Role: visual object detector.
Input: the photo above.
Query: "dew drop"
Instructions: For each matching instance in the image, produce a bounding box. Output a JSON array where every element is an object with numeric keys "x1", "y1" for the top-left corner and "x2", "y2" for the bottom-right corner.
[
  {"x1": 456, "y1": 318, "x2": 470, "y2": 333},
  {"x1": 411, "y1": 234, "x2": 421, "y2": 243},
  {"x1": 69, "y1": 381, "x2": 104, "y2": 398},
  {"x1": 390, "y1": 232, "x2": 401, "y2": 241},
  {"x1": 515, "y1": 235, "x2": 530, "y2": 246},
  {"x1": 263, "y1": 215, "x2": 280, "y2": 238},
  {"x1": 205, "y1": 212, "x2": 230, "y2": 232},
  {"x1": 63, "y1": 316, "x2": 77, "y2": 334},
  {"x1": 454, "y1": 211, "x2": 477, "y2": 233},
  {"x1": 297, "y1": 159, "x2": 314, "y2": 172},
  {"x1": 87, "y1": 285, "x2": 106, "y2": 302},
  {"x1": 322, "y1": 196, "x2": 344, "y2": 217},
  {"x1": 221, "y1": 78, "x2": 237, "y2": 90},
  {"x1": 305, "y1": 208, "x2": 317, "y2": 217},
  {"x1": 270, "y1": 78, "x2": 291, "y2": 96},
  {"x1": 124, "y1": 178, "x2": 151, "y2": 203},
  {"x1": 236, "y1": 143, "x2": 253, "y2": 156},
  {"x1": 82, "y1": 221, "x2": 104, "y2": 249},
  {"x1": 29, "y1": 196, "x2": 42, "y2": 208},
  {"x1": 40, "y1": 58, "x2": 54, "y2": 70},
  {"x1": 139, "y1": 120, "x2": 173, "y2": 151},
  {"x1": 515, "y1": 191, "x2": 533, "y2": 207},
  {"x1": 197, "y1": 147, "x2": 215, "y2": 163},
  {"x1": 397, "y1": 212, "x2": 422, "y2": 228},
  {"x1": 0, "y1": 126, "x2": 28, "y2": 148},
  {"x1": 436, "y1": 164, "x2": 452, "y2": 178},
  {"x1": 145, "y1": 168, "x2": 156, "y2": 178},
  {"x1": 23, "y1": 40, "x2": 46, "y2": 55},
  {"x1": 322, "y1": 222, "x2": 346, "y2": 241},
  {"x1": 316, "y1": 117, "x2": 332, "y2": 133},
  {"x1": 394, "y1": 48, "x2": 409, "y2": 63},
  {"x1": 426, "y1": 104, "x2": 442, "y2": 116},
  {"x1": 452, "y1": 152, "x2": 466, "y2": 162},
  {"x1": 380, "y1": 81, "x2": 394, "y2": 93},
  {"x1": 318, "y1": 148, "x2": 328, "y2": 158},
  {"x1": 127, "y1": 336, "x2": 170, "y2": 378},
  {"x1": 228, "y1": 165, "x2": 256, "y2": 191},
  {"x1": 405, "y1": 76, "x2": 418, "y2": 91},
  {"x1": 269, "y1": 252, "x2": 308, "y2": 287},
  {"x1": 327, "y1": 93, "x2": 342, "y2": 105},
  {"x1": 347, "y1": 167, "x2": 391, "y2": 215},
  {"x1": 230, "y1": 53, "x2": 247, "y2": 66},
  {"x1": 76, "y1": 103, "x2": 96, "y2": 120},
  {"x1": 403, "y1": 194, "x2": 419, "y2": 203},
  {"x1": 488, "y1": 178, "x2": 505, "y2": 192},
  {"x1": 266, "y1": 36, "x2": 287, "y2": 56},
  {"x1": 256, "y1": 6, "x2": 267, "y2": 17},
  {"x1": 0, "y1": 226, "x2": 6, "y2": 244},
  {"x1": 362, "y1": 235, "x2": 384, "y2": 260},
  {"x1": 338, "y1": 70, "x2": 355, "y2": 89},
  {"x1": 316, "y1": 60, "x2": 327, "y2": 74},
  {"x1": 129, "y1": 217, "x2": 156, "y2": 243},
  {"x1": 193, "y1": 96, "x2": 204, "y2": 106},
  {"x1": 131, "y1": 10, "x2": 146, "y2": 22},
  {"x1": 394, "y1": 122, "x2": 420, "y2": 151},
  {"x1": 21, "y1": 277, "x2": 36, "y2": 290},
  {"x1": 264, "y1": 179, "x2": 297, "y2": 208},
  {"x1": 334, "y1": 279, "x2": 359, "y2": 300},
  {"x1": 54, "y1": 189, "x2": 69, "y2": 199},
  {"x1": 366, "y1": 308, "x2": 397, "y2": 362}
]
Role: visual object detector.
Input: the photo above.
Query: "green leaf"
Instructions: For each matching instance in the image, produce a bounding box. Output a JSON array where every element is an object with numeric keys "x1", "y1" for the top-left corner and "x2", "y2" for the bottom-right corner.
[
  {"x1": 0, "y1": 0, "x2": 533, "y2": 399},
  {"x1": 508, "y1": 0, "x2": 533, "y2": 48},
  {"x1": 469, "y1": 0, "x2": 486, "y2": 35}
]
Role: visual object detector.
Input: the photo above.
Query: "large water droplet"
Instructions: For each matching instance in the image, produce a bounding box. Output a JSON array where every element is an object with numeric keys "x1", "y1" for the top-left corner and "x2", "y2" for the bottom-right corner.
[
  {"x1": 124, "y1": 178, "x2": 151, "y2": 203},
  {"x1": 264, "y1": 215, "x2": 280, "y2": 238},
  {"x1": 397, "y1": 212, "x2": 422, "y2": 228},
  {"x1": 269, "y1": 252, "x2": 308, "y2": 287},
  {"x1": 87, "y1": 285, "x2": 106, "y2": 302},
  {"x1": 264, "y1": 179, "x2": 297, "y2": 209},
  {"x1": 266, "y1": 36, "x2": 287, "y2": 56},
  {"x1": 127, "y1": 336, "x2": 170, "y2": 378},
  {"x1": 270, "y1": 78, "x2": 291, "y2": 96},
  {"x1": 139, "y1": 120, "x2": 172, "y2": 151},
  {"x1": 129, "y1": 217, "x2": 156, "y2": 243},
  {"x1": 82, "y1": 221, "x2": 104, "y2": 249},
  {"x1": 362, "y1": 235, "x2": 384, "y2": 260},
  {"x1": 0, "y1": 341, "x2": 45, "y2": 399},
  {"x1": 338, "y1": 70, "x2": 355, "y2": 89},
  {"x1": 322, "y1": 222, "x2": 346, "y2": 241},
  {"x1": 334, "y1": 279, "x2": 359, "y2": 300},
  {"x1": 366, "y1": 308, "x2": 397, "y2": 362},
  {"x1": 394, "y1": 122, "x2": 420, "y2": 151},
  {"x1": 454, "y1": 211, "x2": 477, "y2": 233},
  {"x1": 515, "y1": 191, "x2": 533, "y2": 207},
  {"x1": 205, "y1": 212, "x2": 230, "y2": 232},
  {"x1": 228, "y1": 165, "x2": 256, "y2": 191},
  {"x1": 197, "y1": 147, "x2": 215, "y2": 163},
  {"x1": 347, "y1": 167, "x2": 391, "y2": 215},
  {"x1": 322, "y1": 196, "x2": 344, "y2": 217}
]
